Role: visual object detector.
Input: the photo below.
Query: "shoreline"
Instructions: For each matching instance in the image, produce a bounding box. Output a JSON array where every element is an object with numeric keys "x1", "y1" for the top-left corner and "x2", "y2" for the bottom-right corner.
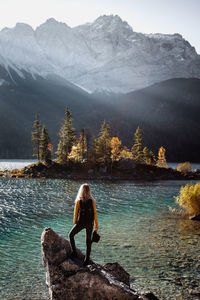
[{"x1": 1, "y1": 161, "x2": 200, "y2": 181}]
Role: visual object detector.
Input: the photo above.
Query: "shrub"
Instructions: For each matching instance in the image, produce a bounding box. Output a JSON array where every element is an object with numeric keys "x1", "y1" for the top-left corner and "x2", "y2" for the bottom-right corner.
[
  {"x1": 177, "y1": 162, "x2": 192, "y2": 173},
  {"x1": 175, "y1": 183, "x2": 200, "y2": 215}
]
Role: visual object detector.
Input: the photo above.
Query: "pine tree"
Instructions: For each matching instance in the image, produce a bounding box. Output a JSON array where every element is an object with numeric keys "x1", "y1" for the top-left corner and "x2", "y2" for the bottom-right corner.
[
  {"x1": 143, "y1": 147, "x2": 156, "y2": 165},
  {"x1": 85, "y1": 128, "x2": 92, "y2": 159},
  {"x1": 79, "y1": 128, "x2": 87, "y2": 161},
  {"x1": 56, "y1": 107, "x2": 76, "y2": 164},
  {"x1": 39, "y1": 125, "x2": 52, "y2": 163},
  {"x1": 131, "y1": 126, "x2": 143, "y2": 163},
  {"x1": 32, "y1": 113, "x2": 41, "y2": 160},
  {"x1": 90, "y1": 136, "x2": 98, "y2": 163},
  {"x1": 96, "y1": 120, "x2": 111, "y2": 166}
]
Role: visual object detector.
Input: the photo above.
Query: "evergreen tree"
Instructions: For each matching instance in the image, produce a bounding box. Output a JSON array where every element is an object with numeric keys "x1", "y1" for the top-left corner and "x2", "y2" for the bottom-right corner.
[
  {"x1": 56, "y1": 107, "x2": 76, "y2": 164},
  {"x1": 132, "y1": 126, "x2": 143, "y2": 162},
  {"x1": 96, "y1": 120, "x2": 111, "y2": 166},
  {"x1": 79, "y1": 128, "x2": 87, "y2": 161},
  {"x1": 85, "y1": 128, "x2": 92, "y2": 159},
  {"x1": 143, "y1": 147, "x2": 156, "y2": 165},
  {"x1": 90, "y1": 136, "x2": 98, "y2": 163},
  {"x1": 31, "y1": 113, "x2": 41, "y2": 160},
  {"x1": 39, "y1": 125, "x2": 52, "y2": 163}
]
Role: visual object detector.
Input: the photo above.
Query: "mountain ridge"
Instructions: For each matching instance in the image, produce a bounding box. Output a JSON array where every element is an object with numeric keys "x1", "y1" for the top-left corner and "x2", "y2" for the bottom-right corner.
[{"x1": 0, "y1": 15, "x2": 200, "y2": 93}]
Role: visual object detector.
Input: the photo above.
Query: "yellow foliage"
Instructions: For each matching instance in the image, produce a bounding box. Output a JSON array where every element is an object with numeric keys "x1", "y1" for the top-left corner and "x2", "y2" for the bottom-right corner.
[
  {"x1": 110, "y1": 137, "x2": 122, "y2": 161},
  {"x1": 177, "y1": 162, "x2": 192, "y2": 173},
  {"x1": 175, "y1": 183, "x2": 200, "y2": 214},
  {"x1": 158, "y1": 146, "x2": 166, "y2": 163},
  {"x1": 156, "y1": 146, "x2": 169, "y2": 168},
  {"x1": 120, "y1": 146, "x2": 133, "y2": 159}
]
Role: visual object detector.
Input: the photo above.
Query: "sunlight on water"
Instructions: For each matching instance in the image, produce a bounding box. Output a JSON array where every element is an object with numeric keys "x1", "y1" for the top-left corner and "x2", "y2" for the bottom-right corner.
[
  {"x1": 0, "y1": 178, "x2": 200, "y2": 300},
  {"x1": 0, "y1": 159, "x2": 36, "y2": 171}
]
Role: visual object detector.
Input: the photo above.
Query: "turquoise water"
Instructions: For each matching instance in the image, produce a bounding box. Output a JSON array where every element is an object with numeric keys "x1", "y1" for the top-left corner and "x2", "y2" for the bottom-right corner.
[{"x1": 0, "y1": 178, "x2": 200, "y2": 300}]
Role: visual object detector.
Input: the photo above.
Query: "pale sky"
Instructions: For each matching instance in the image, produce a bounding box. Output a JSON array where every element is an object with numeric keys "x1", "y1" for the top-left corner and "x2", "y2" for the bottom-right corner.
[{"x1": 0, "y1": 0, "x2": 200, "y2": 53}]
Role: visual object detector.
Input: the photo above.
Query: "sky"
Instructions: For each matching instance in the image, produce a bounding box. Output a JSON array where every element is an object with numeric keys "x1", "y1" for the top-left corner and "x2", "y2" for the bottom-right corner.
[{"x1": 0, "y1": 0, "x2": 200, "y2": 53}]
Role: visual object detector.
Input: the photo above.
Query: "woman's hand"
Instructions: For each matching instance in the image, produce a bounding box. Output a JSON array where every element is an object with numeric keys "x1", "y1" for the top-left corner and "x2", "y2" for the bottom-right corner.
[{"x1": 95, "y1": 226, "x2": 98, "y2": 232}]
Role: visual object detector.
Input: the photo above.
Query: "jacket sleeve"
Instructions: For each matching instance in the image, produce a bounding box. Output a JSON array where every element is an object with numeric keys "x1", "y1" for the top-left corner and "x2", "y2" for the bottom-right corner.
[
  {"x1": 92, "y1": 199, "x2": 98, "y2": 230},
  {"x1": 73, "y1": 200, "x2": 80, "y2": 224}
]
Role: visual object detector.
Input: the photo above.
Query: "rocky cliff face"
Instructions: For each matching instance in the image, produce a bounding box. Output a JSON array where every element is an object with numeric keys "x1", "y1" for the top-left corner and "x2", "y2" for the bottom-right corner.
[
  {"x1": 0, "y1": 15, "x2": 200, "y2": 93},
  {"x1": 41, "y1": 227, "x2": 159, "y2": 300}
]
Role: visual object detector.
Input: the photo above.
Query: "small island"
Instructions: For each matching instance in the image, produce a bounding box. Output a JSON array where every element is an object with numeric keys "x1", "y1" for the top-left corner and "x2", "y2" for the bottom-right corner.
[
  {"x1": 1, "y1": 107, "x2": 200, "y2": 181},
  {"x1": 1, "y1": 159, "x2": 200, "y2": 181}
]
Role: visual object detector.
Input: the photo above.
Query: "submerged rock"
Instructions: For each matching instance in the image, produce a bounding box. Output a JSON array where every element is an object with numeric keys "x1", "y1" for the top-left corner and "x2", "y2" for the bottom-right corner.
[{"x1": 41, "y1": 227, "x2": 159, "y2": 300}]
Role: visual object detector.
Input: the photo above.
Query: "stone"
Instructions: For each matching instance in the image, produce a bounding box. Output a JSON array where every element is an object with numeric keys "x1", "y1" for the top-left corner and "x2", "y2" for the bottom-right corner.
[
  {"x1": 118, "y1": 159, "x2": 136, "y2": 170},
  {"x1": 103, "y1": 262, "x2": 131, "y2": 286},
  {"x1": 41, "y1": 228, "x2": 159, "y2": 300},
  {"x1": 189, "y1": 214, "x2": 200, "y2": 221}
]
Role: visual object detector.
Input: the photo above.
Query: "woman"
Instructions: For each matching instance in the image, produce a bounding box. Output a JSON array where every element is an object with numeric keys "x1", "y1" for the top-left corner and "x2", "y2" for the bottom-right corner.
[{"x1": 69, "y1": 183, "x2": 98, "y2": 266}]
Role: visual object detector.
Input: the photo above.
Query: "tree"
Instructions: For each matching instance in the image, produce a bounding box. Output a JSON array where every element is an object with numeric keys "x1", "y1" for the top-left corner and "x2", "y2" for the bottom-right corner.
[
  {"x1": 85, "y1": 128, "x2": 92, "y2": 160},
  {"x1": 39, "y1": 125, "x2": 52, "y2": 163},
  {"x1": 156, "y1": 146, "x2": 168, "y2": 168},
  {"x1": 79, "y1": 128, "x2": 87, "y2": 162},
  {"x1": 68, "y1": 129, "x2": 87, "y2": 162},
  {"x1": 56, "y1": 107, "x2": 76, "y2": 164},
  {"x1": 110, "y1": 137, "x2": 122, "y2": 163},
  {"x1": 132, "y1": 126, "x2": 143, "y2": 163},
  {"x1": 96, "y1": 120, "x2": 111, "y2": 166},
  {"x1": 143, "y1": 147, "x2": 156, "y2": 165},
  {"x1": 32, "y1": 113, "x2": 41, "y2": 160},
  {"x1": 90, "y1": 136, "x2": 98, "y2": 163},
  {"x1": 120, "y1": 146, "x2": 133, "y2": 159}
]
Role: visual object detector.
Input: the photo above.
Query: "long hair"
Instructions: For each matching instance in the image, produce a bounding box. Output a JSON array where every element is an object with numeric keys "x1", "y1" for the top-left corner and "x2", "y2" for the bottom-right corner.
[{"x1": 75, "y1": 183, "x2": 94, "y2": 202}]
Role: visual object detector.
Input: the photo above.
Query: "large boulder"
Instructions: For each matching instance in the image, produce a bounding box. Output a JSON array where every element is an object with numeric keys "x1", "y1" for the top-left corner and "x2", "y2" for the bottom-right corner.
[{"x1": 41, "y1": 228, "x2": 159, "y2": 300}]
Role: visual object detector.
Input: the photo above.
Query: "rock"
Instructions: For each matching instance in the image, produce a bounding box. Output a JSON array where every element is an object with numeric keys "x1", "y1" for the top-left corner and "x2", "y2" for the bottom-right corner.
[
  {"x1": 103, "y1": 262, "x2": 131, "y2": 286},
  {"x1": 117, "y1": 159, "x2": 136, "y2": 170},
  {"x1": 189, "y1": 289, "x2": 200, "y2": 297},
  {"x1": 189, "y1": 214, "x2": 200, "y2": 221},
  {"x1": 41, "y1": 228, "x2": 159, "y2": 300}
]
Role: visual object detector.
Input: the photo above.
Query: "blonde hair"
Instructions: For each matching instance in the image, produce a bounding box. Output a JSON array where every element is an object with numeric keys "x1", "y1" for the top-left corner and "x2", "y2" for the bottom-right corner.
[{"x1": 75, "y1": 183, "x2": 94, "y2": 202}]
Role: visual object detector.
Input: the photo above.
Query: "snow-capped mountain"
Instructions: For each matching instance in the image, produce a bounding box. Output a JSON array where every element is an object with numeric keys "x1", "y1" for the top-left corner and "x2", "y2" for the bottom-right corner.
[{"x1": 0, "y1": 15, "x2": 200, "y2": 93}]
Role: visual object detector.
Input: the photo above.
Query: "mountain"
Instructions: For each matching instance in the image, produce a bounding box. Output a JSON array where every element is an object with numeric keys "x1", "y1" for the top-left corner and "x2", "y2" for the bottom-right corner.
[
  {"x1": 0, "y1": 70, "x2": 200, "y2": 161},
  {"x1": 0, "y1": 15, "x2": 200, "y2": 93}
]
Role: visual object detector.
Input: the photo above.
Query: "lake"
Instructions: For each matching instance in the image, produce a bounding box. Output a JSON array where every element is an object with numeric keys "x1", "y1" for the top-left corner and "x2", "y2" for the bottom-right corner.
[
  {"x1": 0, "y1": 162, "x2": 200, "y2": 300},
  {"x1": 0, "y1": 159, "x2": 37, "y2": 171}
]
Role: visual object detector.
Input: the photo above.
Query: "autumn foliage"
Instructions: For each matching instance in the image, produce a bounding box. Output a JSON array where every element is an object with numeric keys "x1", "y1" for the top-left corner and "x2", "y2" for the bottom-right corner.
[
  {"x1": 177, "y1": 162, "x2": 192, "y2": 173},
  {"x1": 32, "y1": 107, "x2": 169, "y2": 168},
  {"x1": 175, "y1": 183, "x2": 200, "y2": 215}
]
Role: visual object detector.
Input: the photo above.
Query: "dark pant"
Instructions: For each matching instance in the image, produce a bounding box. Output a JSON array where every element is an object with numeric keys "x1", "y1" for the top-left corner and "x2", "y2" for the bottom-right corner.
[{"x1": 69, "y1": 222, "x2": 93, "y2": 261}]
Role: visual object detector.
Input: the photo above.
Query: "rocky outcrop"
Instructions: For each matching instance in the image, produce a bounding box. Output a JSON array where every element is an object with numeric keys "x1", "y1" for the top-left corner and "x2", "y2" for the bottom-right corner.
[{"x1": 41, "y1": 228, "x2": 159, "y2": 300}]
